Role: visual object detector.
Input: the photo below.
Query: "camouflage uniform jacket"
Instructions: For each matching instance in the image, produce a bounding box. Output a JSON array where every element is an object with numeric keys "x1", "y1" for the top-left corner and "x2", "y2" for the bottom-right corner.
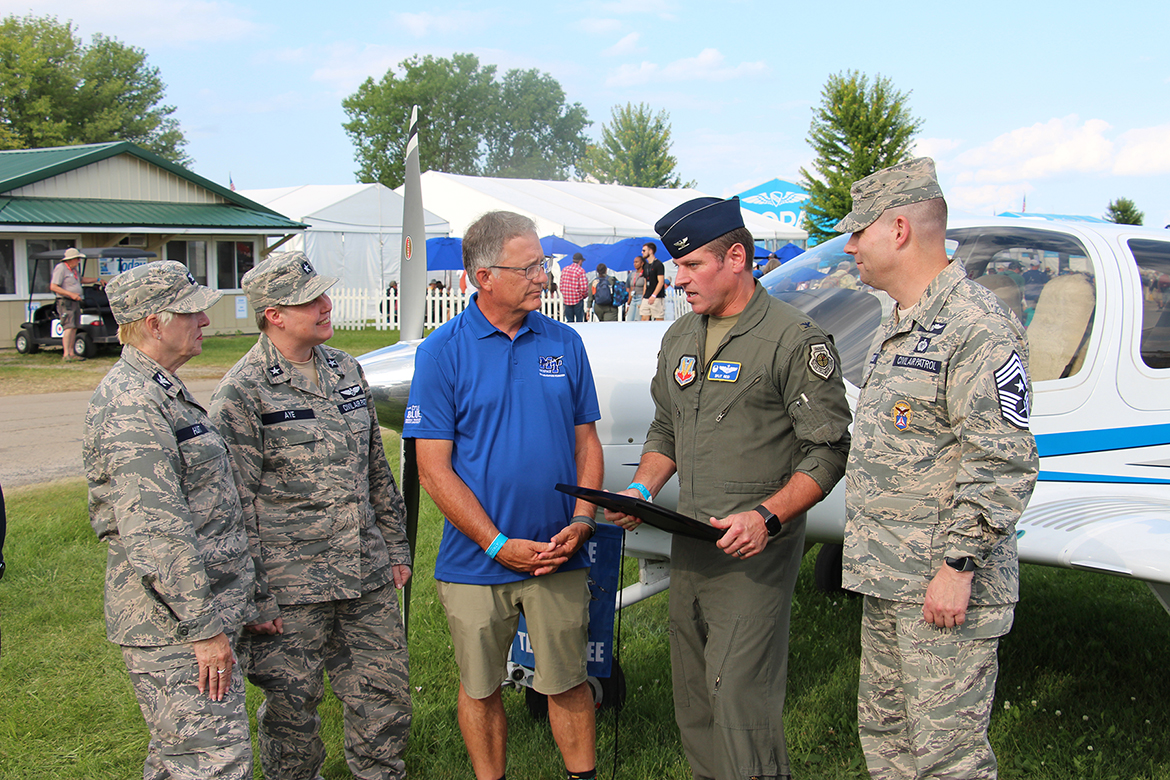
[
  {"x1": 645, "y1": 282, "x2": 852, "y2": 522},
  {"x1": 842, "y1": 260, "x2": 1039, "y2": 605},
  {"x1": 211, "y1": 335, "x2": 409, "y2": 614},
  {"x1": 85, "y1": 345, "x2": 257, "y2": 647}
]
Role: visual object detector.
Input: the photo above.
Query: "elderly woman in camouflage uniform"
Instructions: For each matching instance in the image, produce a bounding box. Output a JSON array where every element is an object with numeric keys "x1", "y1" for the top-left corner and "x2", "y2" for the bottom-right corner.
[{"x1": 84, "y1": 261, "x2": 258, "y2": 780}]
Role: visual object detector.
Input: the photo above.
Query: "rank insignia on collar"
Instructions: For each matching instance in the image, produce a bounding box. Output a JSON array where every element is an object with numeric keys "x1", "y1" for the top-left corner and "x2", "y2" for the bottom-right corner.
[
  {"x1": 326, "y1": 356, "x2": 339, "y2": 369},
  {"x1": 893, "y1": 400, "x2": 912, "y2": 431},
  {"x1": 674, "y1": 355, "x2": 698, "y2": 388},
  {"x1": 799, "y1": 320, "x2": 814, "y2": 331},
  {"x1": 268, "y1": 364, "x2": 284, "y2": 378},
  {"x1": 808, "y1": 343, "x2": 835, "y2": 380},
  {"x1": 153, "y1": 371, "x2": 173, "y2": 390}
]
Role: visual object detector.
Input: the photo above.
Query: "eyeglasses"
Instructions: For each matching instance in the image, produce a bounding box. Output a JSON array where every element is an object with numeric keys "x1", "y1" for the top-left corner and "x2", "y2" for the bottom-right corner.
[{"x1": 489, "y1": 259, "x2": 549, "y2": 281}]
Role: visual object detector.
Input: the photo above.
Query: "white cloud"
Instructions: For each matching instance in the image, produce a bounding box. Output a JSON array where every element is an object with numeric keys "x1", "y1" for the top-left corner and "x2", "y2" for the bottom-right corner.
[
  {"x1": 952, "y1": 116, "x2": 1114, "y2": 183},
  {"x1": 603, "y1": 32, "x2": 642, "y2": 57},
  {"x1": 606, "y1": 48, "x2": 766, "y2": 87},
  {"x1": 1114, "y1": 123, "x2": 1170, "y2": 176},
  {"x1": 913, "y1": 137, "x2": 962, "y2": 159},
  {"x1": 308, "y1": 43, "x2": 405, "y2": 95},
  {"x1": 946, "y1": 183, "x2": 1032, "y2": 217},
  {"x1": 393, "y1": 10, "x2": 498, "y2": 38},
  {"x1": 7, "y1": 0, "x2": 263, "y2": 45}
]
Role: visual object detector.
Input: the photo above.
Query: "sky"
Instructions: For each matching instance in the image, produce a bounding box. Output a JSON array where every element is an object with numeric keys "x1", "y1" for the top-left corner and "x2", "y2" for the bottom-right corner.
[{"x1": 6, "y1": 0, "x2": 1170, "y2": 228}]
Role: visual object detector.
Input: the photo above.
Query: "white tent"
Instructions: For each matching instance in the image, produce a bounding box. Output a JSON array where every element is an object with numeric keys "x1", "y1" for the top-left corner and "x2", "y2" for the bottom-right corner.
[
  {"x1": 240, "y1": 184, "x2": 450, "y2": 292},
  {"x1": 400, "y1": 172, "x2": 807, "y2": 247}
]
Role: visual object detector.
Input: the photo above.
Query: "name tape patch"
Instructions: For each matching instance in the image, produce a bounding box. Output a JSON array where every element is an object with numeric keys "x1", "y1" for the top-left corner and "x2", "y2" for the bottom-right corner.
[
  {"x1": 893, "y1": 354, "x2": 941, "y2": 374},
  {"x1": 261, "y1": 409, "x2": 316, "y2": 425}
]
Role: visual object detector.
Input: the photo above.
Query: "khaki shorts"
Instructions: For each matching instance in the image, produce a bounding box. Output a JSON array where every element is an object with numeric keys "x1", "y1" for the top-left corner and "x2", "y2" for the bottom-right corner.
[
  {"x1": 640, "y1": 297, "x2": 665, "y2": 319},
  {"x1": 436, "y1": 568, "x2": 590, "y2": 699},
  {"x1": 56, "y1": 298, "x2": 80, "y2": 329}
]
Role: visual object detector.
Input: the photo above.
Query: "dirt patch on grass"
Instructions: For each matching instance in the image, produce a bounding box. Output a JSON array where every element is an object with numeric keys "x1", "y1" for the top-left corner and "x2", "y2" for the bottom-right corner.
[{"x1": 0, "y1": 350, "x2": 231, "y2": 396}]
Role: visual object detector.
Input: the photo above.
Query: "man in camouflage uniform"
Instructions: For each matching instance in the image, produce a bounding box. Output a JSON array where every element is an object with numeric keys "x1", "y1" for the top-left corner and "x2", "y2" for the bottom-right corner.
[
  {"x1": 610, "y1": 197, "x2": 852, "y2": 780},
  {"x1": 838, "y1": 158, "x2": 1039, "y2": 780},
  {"x1": 211, "y1": 252, "x2": 411, "y2": 780},
  {"x1": 86, "y1": 261, "x2": 257, "y2": 779}
]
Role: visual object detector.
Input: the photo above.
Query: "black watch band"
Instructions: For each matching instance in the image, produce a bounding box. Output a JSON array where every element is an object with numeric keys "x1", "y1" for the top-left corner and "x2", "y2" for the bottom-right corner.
[
  {"x1": 754, "y1": 504, "x2": 782, "y2": 536},
  {"x1": 944, "y1": 556, "x2": 976, "y2": 572}
]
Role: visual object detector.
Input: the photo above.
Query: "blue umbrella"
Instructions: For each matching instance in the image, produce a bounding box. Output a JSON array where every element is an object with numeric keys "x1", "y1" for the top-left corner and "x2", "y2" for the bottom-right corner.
[
  {"x1": 425, "y1": 237, "x2": 463, "y2": 271},
  {"x1": 540, "y1": 235, "x2": 584, "y2": 257},
  {"x1": 754, "y1": 244, "x2": 773, "y2": 259},
  {"x1": 775, "y1": 242, "x2": 803, "y2": 262},
  {"x1": 580, "y1": 236, "x2": 659, "y2": 273}
]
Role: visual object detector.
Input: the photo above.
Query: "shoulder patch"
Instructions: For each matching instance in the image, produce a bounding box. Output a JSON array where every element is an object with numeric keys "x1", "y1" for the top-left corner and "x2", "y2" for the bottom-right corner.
[
  {"x1": 995, "y1": 351, "x2": 1031, "y2": 429},
  {"x1": 808, "y1": 343, "x2": 835, "y2": 380}
]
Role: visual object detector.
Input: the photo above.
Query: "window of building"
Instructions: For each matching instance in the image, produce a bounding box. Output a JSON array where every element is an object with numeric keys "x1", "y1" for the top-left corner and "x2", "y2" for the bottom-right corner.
[
  {"x1": 26, "y1": 238, "x2": 77, "y2": 295},
  {"x1": 167, "y1": 240, "x2": 208, "y2": 286},
  {"x1": 216, "y1": 241, "x2": 255, "y2": 289},
  {"x1": 0, "y1": 239, "x2": 14, "y2": 296},
  {"x1": 1128, "y1": 238, "x2": 1170, "y2": 370}
]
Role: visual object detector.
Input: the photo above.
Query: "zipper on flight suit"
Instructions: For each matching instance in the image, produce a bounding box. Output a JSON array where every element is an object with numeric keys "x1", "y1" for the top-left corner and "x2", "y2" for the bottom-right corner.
[{"x1": 715, "y1": 374, "x2": 763, "y2": 422}]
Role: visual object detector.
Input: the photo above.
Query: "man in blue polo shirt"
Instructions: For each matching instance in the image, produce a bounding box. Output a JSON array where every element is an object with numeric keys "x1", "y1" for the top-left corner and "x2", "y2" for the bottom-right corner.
[{"x1": 403, "y1": 210, "x2": 603, "y2": 780}]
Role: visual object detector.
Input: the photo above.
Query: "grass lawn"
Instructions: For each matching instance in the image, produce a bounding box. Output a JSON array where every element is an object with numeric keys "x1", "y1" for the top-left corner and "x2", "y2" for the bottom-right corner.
[
  {"x1": 0, "y1": 328, "x2": 404, "y2": 396},
  {"x1": 2, "y1": 432, "x2": 1169, "y2": 778}
]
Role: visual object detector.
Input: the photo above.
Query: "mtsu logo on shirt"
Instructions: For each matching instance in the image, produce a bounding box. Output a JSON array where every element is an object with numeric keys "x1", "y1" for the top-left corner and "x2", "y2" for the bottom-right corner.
[{"x1": 538, "y1": 355, "x2": 565, "y2": 377}]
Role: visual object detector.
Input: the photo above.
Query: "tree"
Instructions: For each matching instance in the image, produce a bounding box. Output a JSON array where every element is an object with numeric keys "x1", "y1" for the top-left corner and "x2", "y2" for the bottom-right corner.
[
  {"x1": 580, "y1": 102, "x2": 693, "y2": 188},
  {"x1": 800, "y1": 71, "x2": 923, "y2": 243},
  {"x1": 1104, "y1": 197, "x2": 1144, "y2": 226},
  {"x1": 342, "y1": 53, "x2": 590, "y2": 188},
  {"x1": 0, "y1": 15, "x2": 189, "y2": 163}
]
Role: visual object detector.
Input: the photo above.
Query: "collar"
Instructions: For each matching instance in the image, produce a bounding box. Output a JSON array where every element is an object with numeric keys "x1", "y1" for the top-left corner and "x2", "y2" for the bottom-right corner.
[
  {"x1": 122, "y1": 344, "x2": 195, "y2": 404},
  {"x1": 258, "y1": 334, "x2": 340, "y2": 396},
  {"x1": 886, "y1": 261, "x2": 967, "y2": 337},
  {"x1": 688, "y1": 281, "x2": 769, "y2": 340},
  {"x1": 464, "y1": 292, "x2": 542, "y2": 341}
]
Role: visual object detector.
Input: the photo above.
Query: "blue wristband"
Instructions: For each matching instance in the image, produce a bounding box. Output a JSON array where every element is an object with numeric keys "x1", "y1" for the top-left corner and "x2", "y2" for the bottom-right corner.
[
  {"x1": 485, "y1": 533, "x2": 508, "y2": 559},
  {"x1": 628, "y1": 482, "x2": 652, "y2": 502}
]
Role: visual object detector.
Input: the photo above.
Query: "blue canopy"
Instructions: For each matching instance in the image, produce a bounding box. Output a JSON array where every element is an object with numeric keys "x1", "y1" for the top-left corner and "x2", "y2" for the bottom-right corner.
[
  {"x1": 540, "y1": 235, "x2": 584, "y2": 257},
  {"x1": 775, "y1": 242, "x2": 803, "y2": 262},
  {"x1": 426, "y1": 237, "x2": 463, "y2": 271},
  {"x1": 579, "y1": 236, "x2": 659, "y2": 273}
]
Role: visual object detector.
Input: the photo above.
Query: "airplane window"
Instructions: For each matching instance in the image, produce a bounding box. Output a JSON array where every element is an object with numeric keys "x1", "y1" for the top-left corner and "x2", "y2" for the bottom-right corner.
[
  {"x1": 949, "y1": 227, "x2": 1095, "y2": 382},
  {"x1": 1127, "y1": 238, "x2": 1170, "y2": 370},
  {"x1": 760, "y1": 226, "x2": 1097, "y2": 386}
]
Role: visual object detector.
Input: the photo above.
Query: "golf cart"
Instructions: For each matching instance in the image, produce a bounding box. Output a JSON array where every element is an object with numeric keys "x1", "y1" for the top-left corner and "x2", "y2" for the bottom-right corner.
[{"x1": 14, "y1": 247, "x2": 157, "y2": 358}]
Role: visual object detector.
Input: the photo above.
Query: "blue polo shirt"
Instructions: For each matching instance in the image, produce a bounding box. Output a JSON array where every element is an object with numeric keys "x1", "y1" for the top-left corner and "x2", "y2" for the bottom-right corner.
[{"x1": 403, "y1": 294, "x2": 601, "y2": 584}]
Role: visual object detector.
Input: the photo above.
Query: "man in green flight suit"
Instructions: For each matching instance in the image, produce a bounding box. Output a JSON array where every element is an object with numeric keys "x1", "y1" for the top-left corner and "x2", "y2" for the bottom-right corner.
[{"x1": 609, "y1": 196, "x2": 852, "y2": 780}]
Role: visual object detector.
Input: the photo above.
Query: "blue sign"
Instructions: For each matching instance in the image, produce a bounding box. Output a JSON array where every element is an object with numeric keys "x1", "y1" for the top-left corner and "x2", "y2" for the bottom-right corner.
[
  {"x1": 509, "y1": 522, "x2": 623, "y2": 678},
  {"x1": 737, "y1": 179, "x2": 809, "y2": 230}
]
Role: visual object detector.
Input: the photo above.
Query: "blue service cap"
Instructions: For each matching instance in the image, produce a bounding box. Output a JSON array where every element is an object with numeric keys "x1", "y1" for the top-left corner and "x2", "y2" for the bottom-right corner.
[{"x1": 654, "y1": 197, "x2": 745, "y2": 259}]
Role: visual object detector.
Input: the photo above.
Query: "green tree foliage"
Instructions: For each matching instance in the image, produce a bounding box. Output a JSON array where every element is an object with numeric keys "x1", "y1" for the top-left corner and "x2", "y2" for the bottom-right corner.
[
  {"x1": 1104, "y1": 197, "x2": 1144, "y2": 226},
  {"x1": 580, "y1": 102, "x2": 693, "y2": 188},
  {"x1": 800, "y1": 71, "x2": 923, "y2": 243},
  {"x1": 342, "y1": 53, "x2": 590, "y2": 188},
  {"x1": 0, "y1": 15, "x2": 189, "y2": 163}
]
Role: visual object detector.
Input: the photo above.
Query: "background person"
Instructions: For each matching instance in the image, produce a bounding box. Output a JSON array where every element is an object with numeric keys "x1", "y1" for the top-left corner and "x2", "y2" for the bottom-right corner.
[
  {"x1": 85, "y1": 261, "x2": 256, "y2": 779},
  {"x1": 404, "y1": 211, "x2": 603, "y2": 780},
  {"x1": 609, "y1": 197, "x2": 851, "y2": 780},
  {"x1": 49, "y1": 247, "x2": 99, "y2": 361},
  {"x1": 640, "y1": 242, "x2": 666, "y2": 321},
  {"x1": 211, "y1": 251, "x2": 412, "y2": 780},
  {"x1": 560, "y1": 252, "x2": 588, "y2": 323},
  {"x1": 837, "y1": 158, "x2": 1039, "y2": 780},
  {"x1": 588, "y1": 262, "x2": 620, "y2": 321},
  {"x1": 626, "y1": 254, "x2": 646, "y2": 321}
]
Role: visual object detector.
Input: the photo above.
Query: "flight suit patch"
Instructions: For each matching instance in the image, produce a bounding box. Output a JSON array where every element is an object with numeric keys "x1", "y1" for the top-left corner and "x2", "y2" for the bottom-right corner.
[
  {"x1": 674, "y1": 355, "x2": 698, "y2": 388},
  {"x1": 808, "y1": 343, "x2": 835, "y2": 380},
  {"x1": 707, "y1": 361, "x2": 740, "y2": 381}
]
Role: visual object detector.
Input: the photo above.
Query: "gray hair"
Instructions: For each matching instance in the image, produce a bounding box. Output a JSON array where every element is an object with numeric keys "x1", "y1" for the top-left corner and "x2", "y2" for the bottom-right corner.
[
  {"x1": 117, "y1": 310, "x2": 177, "y2": 347},
  {"x1": 463, "y1": 211, "x2": 538, "y2": 290}
]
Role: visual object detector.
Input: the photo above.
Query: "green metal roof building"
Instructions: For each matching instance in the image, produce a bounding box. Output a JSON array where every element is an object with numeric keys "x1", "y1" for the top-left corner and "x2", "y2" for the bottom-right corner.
[{"x1": 0, "y1": 141, "x2": 306, "y2": 344}]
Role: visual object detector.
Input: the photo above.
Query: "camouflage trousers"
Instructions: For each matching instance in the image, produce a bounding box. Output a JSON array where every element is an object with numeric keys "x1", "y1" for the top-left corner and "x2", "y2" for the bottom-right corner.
[
  {"x1": 857, "y1": 597, "x2": 1014, "y2": 780},
  {"x1": 122, "y1": 643, "x2": 252, "y2": 780},
  {"x1": 667, "y1": 515, "x2": 806, "y2": 780},
  {"x1": 241, "y1": 583, "x2": 411, "y2": 780}
]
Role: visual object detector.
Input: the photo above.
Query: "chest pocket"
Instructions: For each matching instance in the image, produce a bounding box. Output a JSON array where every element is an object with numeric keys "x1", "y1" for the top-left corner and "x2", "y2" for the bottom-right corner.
[
  {"x1": 177, "y1": 426, "x2": 233, "y2": 521},
  {"x1": 262, "y1": 417, "x2": 324, "y2": 477}
]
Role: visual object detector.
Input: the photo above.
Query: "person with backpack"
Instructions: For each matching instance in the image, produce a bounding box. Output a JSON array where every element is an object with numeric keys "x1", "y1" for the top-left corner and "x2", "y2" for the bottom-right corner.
[{"x1": 589, "y1": 263, "x2": 621, "y2": 321}]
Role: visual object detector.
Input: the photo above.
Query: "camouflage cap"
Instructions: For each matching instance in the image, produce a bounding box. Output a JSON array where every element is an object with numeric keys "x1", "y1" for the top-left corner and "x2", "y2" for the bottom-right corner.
[
  {"x1": 655, "y1": 196, "x2": 745, "y2": 259},
  {"x1": 834, "y1": 157, "x2": 944, "y2": 234},
  {"x1": 241, "y1": 251, "x2": 337, "y2": 310},
  {"x1": 106, "y1": 261, "x2": 223, "y2": 325}
]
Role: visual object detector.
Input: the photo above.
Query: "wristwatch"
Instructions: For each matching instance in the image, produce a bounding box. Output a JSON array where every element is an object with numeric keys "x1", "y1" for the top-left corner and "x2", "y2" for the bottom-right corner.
[
  {"x1": 754, "y1": 504, "x2": 783, "y2": 536},
  {"x1": 944, "y1": 556, "x2": 977, "y2": 572}
]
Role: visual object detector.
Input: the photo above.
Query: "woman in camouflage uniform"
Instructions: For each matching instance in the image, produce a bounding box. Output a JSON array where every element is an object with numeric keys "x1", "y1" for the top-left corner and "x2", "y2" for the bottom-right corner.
[{"x1": 85, "y1": 261, "x2": 258, "y2": 780}]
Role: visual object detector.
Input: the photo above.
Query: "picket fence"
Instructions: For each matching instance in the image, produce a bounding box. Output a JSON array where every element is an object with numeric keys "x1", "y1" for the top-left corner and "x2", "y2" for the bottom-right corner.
[{"x1": 331, "y1": 287, "x2": 689, "y2": 330}]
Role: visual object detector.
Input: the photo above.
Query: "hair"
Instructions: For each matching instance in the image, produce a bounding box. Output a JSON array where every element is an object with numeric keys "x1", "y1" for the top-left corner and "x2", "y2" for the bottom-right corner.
[
  {"x1": 255, "y1": 307, "x2": 274, "y2": 331},
  {"x1": 643, "y1": 242, "x2": 657, "y2": 254},
  {"x1": 596, "y1": 263, "x2": 608, "y2": 276},
  {"x1": 887, "y1": 197, "x2": 948, "y2": 238},
  {"x1": 706, "y1": 227, "x2": 756, "y2": 271},
  {"x1": 633, "y1": 255, "x2": 644, "y2": 268},
  {"x1": 463, "y1": 211, "x2": 538, "y2": 289},
  {"x1": 118, "y1": 310, "x2": 177, "y2": 346}
]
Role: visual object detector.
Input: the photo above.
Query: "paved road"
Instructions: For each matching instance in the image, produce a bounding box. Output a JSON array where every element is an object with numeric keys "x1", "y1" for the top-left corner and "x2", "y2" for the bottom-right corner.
[{"x1": 0, "y1": 379, "x2": 221, "y2": 488}]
